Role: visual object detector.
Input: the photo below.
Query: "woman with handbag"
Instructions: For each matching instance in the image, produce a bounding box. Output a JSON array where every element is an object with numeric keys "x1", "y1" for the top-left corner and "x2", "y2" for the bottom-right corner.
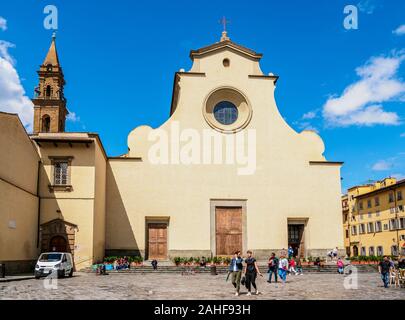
[{"x1": 243, "y1": 250, "x2": 263, "y2": 296}]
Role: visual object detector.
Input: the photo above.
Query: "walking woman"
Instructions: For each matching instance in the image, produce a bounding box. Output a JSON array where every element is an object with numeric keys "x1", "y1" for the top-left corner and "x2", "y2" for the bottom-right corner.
[{"x1": 243, "y1": 250, "x2": 263, "y2": 295}]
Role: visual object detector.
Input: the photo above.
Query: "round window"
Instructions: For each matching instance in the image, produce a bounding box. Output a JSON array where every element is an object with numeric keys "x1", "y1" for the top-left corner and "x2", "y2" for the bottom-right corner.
[{"x1": 213, "y1": 101, "x2": 238, "y2": 125}]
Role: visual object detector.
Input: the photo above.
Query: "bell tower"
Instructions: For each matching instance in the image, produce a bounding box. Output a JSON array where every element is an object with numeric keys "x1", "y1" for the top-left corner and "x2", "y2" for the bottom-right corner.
[{"x1": 32, "y1": 33, "x2": 68, "y2": 133}]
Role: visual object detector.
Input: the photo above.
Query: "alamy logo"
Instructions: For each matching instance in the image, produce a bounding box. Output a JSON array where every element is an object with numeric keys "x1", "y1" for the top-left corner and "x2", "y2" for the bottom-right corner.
[
  {"x1": 147, "y1": 121, "x2": 257, "y2": 175},
  {"x1": 343, "y1": 5, "x2": 359, "y2": 30},
  {"x1": 43, "y1": 5, "x2": 58, "y2": 30}
]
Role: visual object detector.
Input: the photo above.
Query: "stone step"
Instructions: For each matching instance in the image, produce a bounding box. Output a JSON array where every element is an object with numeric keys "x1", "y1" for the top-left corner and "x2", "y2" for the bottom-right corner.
[{"x1": 81, "y1": 264, "x2": 377, "y2": 274}]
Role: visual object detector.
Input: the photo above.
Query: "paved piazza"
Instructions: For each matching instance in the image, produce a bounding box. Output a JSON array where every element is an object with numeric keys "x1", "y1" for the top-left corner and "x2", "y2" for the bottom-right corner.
[{"x1": 0, "y1": 272, "x2": 404, "y2": 300}]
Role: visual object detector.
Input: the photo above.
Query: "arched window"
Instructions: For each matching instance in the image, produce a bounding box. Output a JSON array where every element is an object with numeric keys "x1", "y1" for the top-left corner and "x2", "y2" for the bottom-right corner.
[
  {"x1": 352, "y1": 245, "x2": 358, "y2": 257},
  {"x1": 46, "y1": 85, "x2": 51, "y2": 97},
  {"x1": 42, "y1": 115, "x2": 51, "y2": 132}
]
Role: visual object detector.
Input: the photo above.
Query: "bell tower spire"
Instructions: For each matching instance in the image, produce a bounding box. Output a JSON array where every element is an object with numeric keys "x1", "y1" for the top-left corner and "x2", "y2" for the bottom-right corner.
[{"x1": 32, "y1": 33, "x2": 68, "y2": 134}]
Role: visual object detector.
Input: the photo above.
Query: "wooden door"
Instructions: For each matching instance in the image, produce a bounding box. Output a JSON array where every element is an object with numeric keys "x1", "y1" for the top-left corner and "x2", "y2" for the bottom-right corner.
[
  {"x1": 148, "y1": 223, "x2": 167, "y2": 260},
  {"x1": 216, "y1": 207, "x2": 242, "y2": 255},
  {"x1": 49, "y1": 236, "x2": 68, "y2": 252}
]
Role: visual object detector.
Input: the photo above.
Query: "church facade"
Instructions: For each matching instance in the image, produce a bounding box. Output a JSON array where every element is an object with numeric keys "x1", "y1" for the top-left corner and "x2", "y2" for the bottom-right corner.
[{"x1": 0, "y1": 32, "x2": 344, "y2": 272}]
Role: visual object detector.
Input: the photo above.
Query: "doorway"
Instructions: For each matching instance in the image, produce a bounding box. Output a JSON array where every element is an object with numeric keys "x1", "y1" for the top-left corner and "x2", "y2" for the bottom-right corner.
[
  {"x1": 288, "y1": 224, "x2": 305, "y2": 258},
  {"x1": 49, "y1": 235, "x2": 68, "y2": 252}
]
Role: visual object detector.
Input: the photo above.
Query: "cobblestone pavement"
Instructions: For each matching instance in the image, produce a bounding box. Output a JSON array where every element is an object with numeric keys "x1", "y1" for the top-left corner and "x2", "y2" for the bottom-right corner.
[{"x1": 0, "y1": 272, "x2": 404, "y2": 300}]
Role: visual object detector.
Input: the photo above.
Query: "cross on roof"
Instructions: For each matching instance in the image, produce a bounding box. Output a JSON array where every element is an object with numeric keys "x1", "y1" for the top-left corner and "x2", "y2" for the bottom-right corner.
[{"x1": 219, "y1": 16, "x2": 230, "y2": 32}]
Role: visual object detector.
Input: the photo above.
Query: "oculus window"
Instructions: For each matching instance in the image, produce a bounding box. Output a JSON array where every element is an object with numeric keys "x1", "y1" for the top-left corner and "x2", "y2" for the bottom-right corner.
[{"x1": 213, "y1": 101, "x2": 238, "y2": 125}]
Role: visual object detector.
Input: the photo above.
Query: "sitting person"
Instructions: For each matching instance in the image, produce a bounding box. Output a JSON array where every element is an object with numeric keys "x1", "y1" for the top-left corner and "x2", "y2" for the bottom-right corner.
[
  {"x1": 151, "y1": 259, "x2": 158, "y2": 270},
  {"x1": 200, "y1": 257, "x2": 207, "y2": 268},
  {"x1": 398, "y1": 258, "x2": 405, "y2": 269},
  {"x1": 314, "y1": 257, "x2": 321, "y2": 271}
]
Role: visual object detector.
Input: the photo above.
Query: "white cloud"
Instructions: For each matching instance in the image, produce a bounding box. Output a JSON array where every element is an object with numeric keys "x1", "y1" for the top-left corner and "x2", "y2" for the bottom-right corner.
[
  {"x1": 357, "y1": 0, "x2": 376, "y2": 14},
  {"x1": 372, "y1": 160, "x2": 393, "y2": 171},
  {"x1": 0, "y1": 41, "x2": 34, "y2": 131},
  {"x1": 322, "y1": 53, "x2": 405, "y2": 127},
  {"x1": 0, "y1": 17, "x2": 6, "y2": 31},
  {"x1": 302, "y1": 111, "x2": 317, "y2": 120},
  {"x1": 400, "y1": 133, "x2": 405, "y2": 137},
  {"x1": 66, "y1": 111, "x2": 80, "y2": 122},
  {"x1": 393, "y1": 24, "x2": 405, "y2": 36}
]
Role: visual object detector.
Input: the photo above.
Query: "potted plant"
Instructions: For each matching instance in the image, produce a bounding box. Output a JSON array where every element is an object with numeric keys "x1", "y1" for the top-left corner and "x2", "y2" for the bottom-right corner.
[{"x1": 173, "y1": 257, "x2": 181, "y2": 266}]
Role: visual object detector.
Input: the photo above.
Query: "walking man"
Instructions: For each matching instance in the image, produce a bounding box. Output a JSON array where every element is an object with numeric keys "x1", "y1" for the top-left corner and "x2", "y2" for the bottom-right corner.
[
  {"x1": 229, "y1": 250, "x2": 243, "y2": 296},
  {"x1": 243, "y1": 250, "x2": 263, "y2": 295},
  {"x1": 267, "y1": 252, "x2": 279, "y2": 283},
  {"x1": 378, "y1": 256, "x2": 392, "y2": 288}
]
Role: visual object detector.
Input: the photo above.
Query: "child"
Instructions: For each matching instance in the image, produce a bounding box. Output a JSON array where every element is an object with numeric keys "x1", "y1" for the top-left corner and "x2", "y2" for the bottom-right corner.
[
  {"x1": 337, "y1": 258, "x2": 344, "y2": 274},
  {"x1": 289, "y1": 258, "x2": 297, "y2": 275}
]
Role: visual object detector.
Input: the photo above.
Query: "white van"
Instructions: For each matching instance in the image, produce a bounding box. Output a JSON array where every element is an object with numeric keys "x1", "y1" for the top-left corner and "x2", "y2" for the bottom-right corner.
[{"x1": 35, "y1": 252, "x2": 74, "y2": 279}]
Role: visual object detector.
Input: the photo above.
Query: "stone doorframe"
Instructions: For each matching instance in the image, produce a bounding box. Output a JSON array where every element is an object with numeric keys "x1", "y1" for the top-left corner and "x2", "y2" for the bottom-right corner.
[
  {"x1": 210, "y1": 199, "x2": 247, "y2": 257},
  {"x1": 287, "y1": 218, "x2": 309, "y2": 258},
  {"x1": 40, "y1": 219, "x2": 77, "y2": 255}
]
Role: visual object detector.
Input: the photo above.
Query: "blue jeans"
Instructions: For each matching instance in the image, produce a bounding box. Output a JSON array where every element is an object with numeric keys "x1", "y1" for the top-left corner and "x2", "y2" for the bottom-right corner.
[
  {"x1": 268, "y1": 268, "x2": 278, "y2": 282},
  {"x1": 381, "y1": 272, "x2": 389, "y2": 288},
  {"x1": 278, "y1": 269, "x2": 287, "y2": 282}
]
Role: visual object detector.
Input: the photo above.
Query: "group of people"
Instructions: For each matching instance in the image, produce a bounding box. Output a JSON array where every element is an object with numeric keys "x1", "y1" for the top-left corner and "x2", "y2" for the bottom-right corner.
[
  {"x1": 228, "y1": 249, "x2": 306, "y2": 296},
  {"x1": 378, "y1": 256, "x2": 405, "y2": 288},
  {"x1": 114, "y1": 257, "x2": 130, "y2": 270},
  {"x1": 267, "y1": 252, "x2": 303, "y2": 284},
  {"x1": 228, "y1": 250, "x2": 263, "y2": 296},
  {"x1": 327, "y1": 247, "x2": 340, "y2": 261}
]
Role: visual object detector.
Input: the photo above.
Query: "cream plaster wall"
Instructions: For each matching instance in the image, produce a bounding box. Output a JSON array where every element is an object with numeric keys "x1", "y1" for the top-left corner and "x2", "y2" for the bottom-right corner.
[
  {"x1": 0, "y1": 113, "x2": 39, "y2": 263},
  {"x1": 35, "y1": 135, "x2": 107, "y2": 269}
]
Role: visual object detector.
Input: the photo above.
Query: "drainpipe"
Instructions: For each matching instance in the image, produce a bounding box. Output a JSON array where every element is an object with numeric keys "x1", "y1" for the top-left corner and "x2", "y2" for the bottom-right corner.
[
  {"x1": 393, "y1": 185, "x2": 400, "y2": 256},
  {"x1": 36, "y1": 160, "x2": 41, "y2": 248}
]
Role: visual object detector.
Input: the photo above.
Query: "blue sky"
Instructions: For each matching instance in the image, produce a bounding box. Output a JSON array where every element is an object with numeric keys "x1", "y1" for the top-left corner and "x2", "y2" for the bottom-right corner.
[{"x1": 0, "y1": 0, "x2": 404, "y2": 192}]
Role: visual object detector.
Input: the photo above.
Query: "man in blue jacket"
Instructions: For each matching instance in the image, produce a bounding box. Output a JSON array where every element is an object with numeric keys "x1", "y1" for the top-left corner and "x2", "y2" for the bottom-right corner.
[{"x1": 229, "y1": 250, "x2": 244, "y2": 296}]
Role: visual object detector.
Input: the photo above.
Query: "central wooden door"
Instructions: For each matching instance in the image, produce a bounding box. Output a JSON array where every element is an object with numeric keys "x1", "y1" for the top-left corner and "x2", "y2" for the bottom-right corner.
[
  {"x1": 148, "y1": 223, "x2": 167, "y2": 260},
  {"x1": 216, "y1": 207, "x2": 242, "y2": 255}
]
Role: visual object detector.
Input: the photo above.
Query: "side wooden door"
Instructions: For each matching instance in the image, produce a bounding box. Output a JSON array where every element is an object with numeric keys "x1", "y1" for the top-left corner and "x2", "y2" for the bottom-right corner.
[{"x1": 148, "y1": 223, "x2": 167, "y2": 260}]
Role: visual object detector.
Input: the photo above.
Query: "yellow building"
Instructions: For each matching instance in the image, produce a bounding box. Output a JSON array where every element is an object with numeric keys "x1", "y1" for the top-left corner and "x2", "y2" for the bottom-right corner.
[
  {"x1": 0, "y1": 32, "x2": 345, "y2": 273},
  {"x1": 342, "y1": 178, "x2": 405, "y2": 258}
]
